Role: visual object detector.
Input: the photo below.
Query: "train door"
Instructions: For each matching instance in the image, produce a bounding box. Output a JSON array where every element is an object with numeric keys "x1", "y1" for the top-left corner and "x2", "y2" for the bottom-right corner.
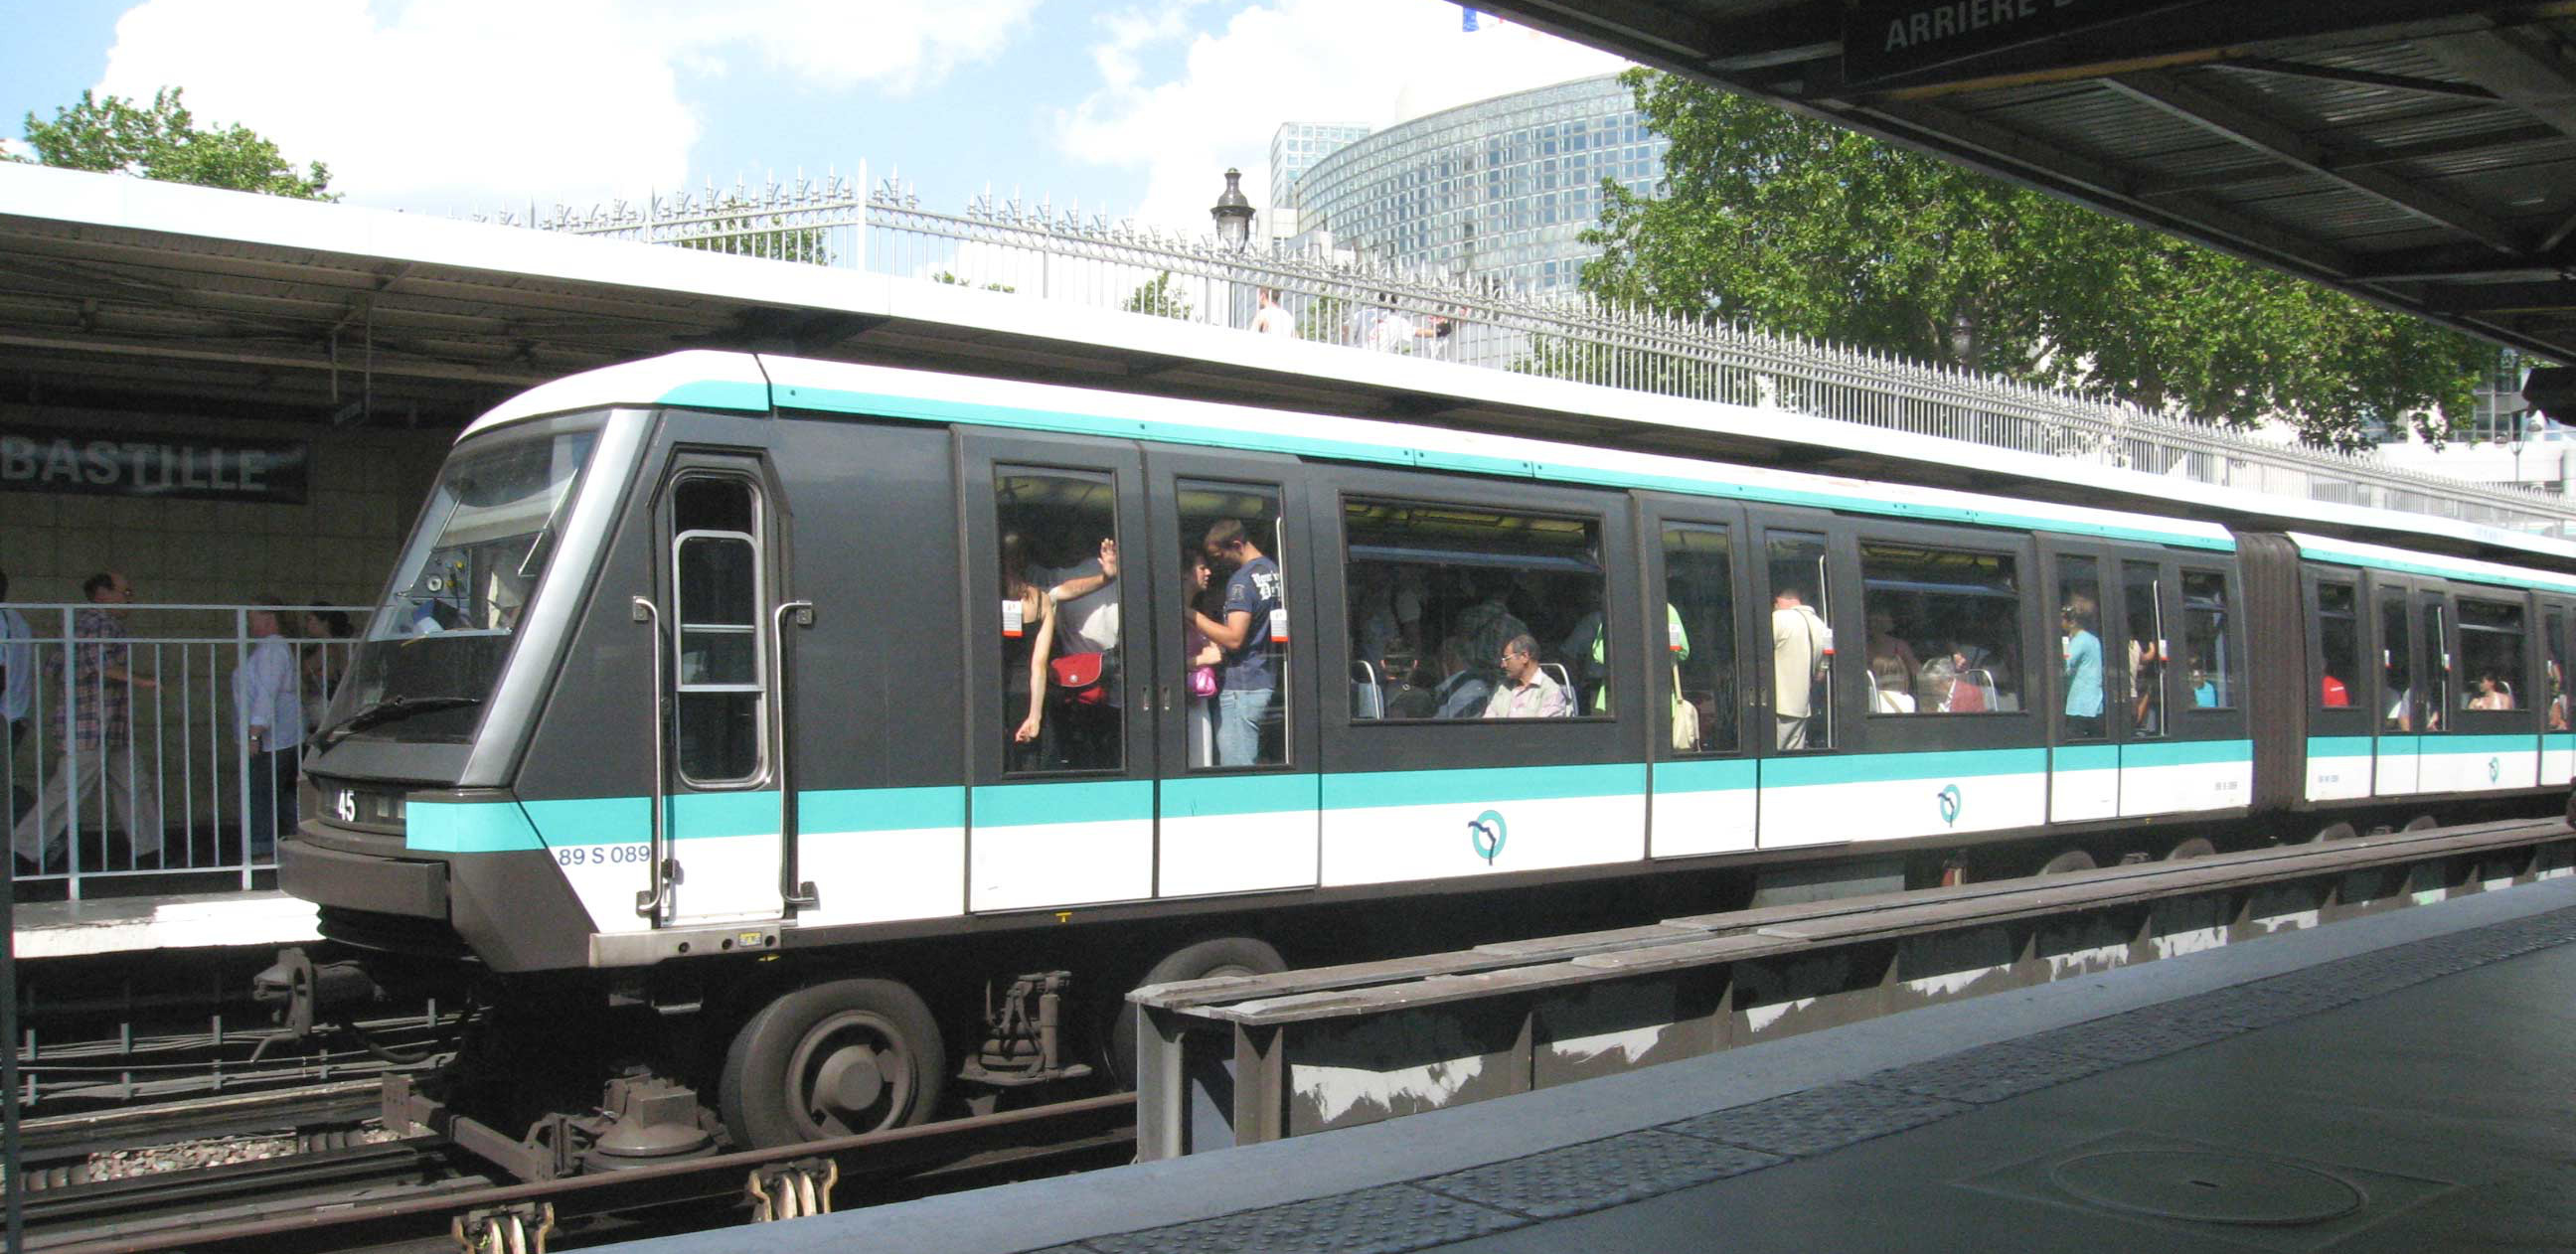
[
  {"x1": 1147, "y1": 450, "x2": 1320, "y2": 896},
  {"x1": 1639, "y1": 496, "x2": 1753, "y2": 857},
  {"x1": 2413, "y1": 585, "x2": 2463, "y2": 792},
  {"x1": 960, "y1": 433, "x2": 1159, "y2": 912},
  {"x1": 2042, "y1": 541, "x2": 2118, "y2": 822},
  {"x1": 1749, "y1": 510, "x2": 1851, "y2": 848},
  {"x1": 2543, "y1": 599, "x2": 2574, "y2": 786},
  {"x1": 2371, "y1": 575, "x2": 2423, "y2": 795},
  {"x1": 2117, "y1": 555, "x2": 2252, "y2": 816},
  {"x1": 646, "y1": 448, "x2": 790, "y2": 927},
  {"x1": 2304, "y1": 565, "x2": 2371, "y2": 803}
]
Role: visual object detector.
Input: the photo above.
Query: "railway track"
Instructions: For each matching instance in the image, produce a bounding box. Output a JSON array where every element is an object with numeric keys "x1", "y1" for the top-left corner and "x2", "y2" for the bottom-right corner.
[
  {"x1": 35, "y1": 1093, "x2": 1138, "y2": 1254},
  {"x1": 18, "y1": 1080, "x2": 387, "y2": 1169}
]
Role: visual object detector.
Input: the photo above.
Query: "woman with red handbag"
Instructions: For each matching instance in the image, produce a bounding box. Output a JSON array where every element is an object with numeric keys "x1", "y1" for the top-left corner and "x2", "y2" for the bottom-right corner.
[{"x1": 1000, "y1": 532, "x2": 1059, "y2": 770}]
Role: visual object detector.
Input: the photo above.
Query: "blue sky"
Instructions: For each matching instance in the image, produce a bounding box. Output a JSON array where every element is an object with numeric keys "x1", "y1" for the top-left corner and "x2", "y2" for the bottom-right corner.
[{"x1": 0, "y1": 0, "x2": 1626, "y2": 233}]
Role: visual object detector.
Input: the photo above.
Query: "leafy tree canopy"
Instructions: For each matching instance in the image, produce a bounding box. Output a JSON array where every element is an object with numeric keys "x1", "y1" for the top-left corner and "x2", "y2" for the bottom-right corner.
[
  {"x1": 12, "y1": 87, "x2": 334, "y2": 201},
  {"x1": 1123, "y1": 271, "x2": 1195, "y2": 321},
  {"x1": 1582, "y1": 70, "x2": 2491, "y2": 449}
]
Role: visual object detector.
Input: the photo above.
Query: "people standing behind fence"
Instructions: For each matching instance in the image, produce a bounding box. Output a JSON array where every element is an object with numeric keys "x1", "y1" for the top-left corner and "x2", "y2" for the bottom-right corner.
[
  {"x1": 236, "y1": 599, "x2": 302, "y2": 861},
  {"x1": 299, "y1": 607, "x2": 355, "y2": 743},
  {"x1": 1192, "y1": 519, "x2": 1282, "y2": 767},
  {"x1": 12, "y1": 571, "x2": 160, "y2": 872},
  {"x1": 1251, "y1": 288, "x2": 1296, "y2": 339}
]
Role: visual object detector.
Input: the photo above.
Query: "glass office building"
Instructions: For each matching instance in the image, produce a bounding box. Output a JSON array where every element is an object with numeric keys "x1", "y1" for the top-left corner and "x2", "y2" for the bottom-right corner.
[
  {"x1": 1287, "y1": 75, "x2": 1667, "y2": 296},
  {"x1": 1269, "y1": 122, "x2": 1371, "y2": 239}
]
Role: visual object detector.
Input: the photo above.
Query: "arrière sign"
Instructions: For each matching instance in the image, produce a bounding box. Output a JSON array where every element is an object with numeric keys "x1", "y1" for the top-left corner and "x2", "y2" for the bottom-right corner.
[
  {"x1": 0, "y1": 424, "x2": 311, "y2": 505},
  {"x1": 1844, "y1": 0, "x2": 2192, "y2": 86}
]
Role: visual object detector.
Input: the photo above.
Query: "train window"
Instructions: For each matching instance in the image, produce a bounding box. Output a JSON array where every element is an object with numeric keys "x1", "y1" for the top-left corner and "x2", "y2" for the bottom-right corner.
[
  {"x1": 1182, "y1": 481, "x2": 1288, "y2": 769},
  {"x1": 2316, "y1": 580, "x2": 2358, "y2": 708},
  {"x1": 998, "y1": 470, "x2": 1124, "y2": 775},
  {"x1": 2122, "y1": 562, "x2": 2167, "y2": 736},
  {"x1": 671, "y1": 477, "x2": 763, "y2": 785},
  {"x1": 2057, "y1": 556, "x2": 2105, "y2": 738},
  {"x1": 2422, "y1": 601, "x2": 2451, "y2": 727},
  {"x1": 1347, "y1": 498, "x2": 1602, "y2": 722},
  {"x1": 2458, "y1": 598, "x2": 2524, "y2": 712},
  {"x1": 2380, "y1": 589, "x2": 2415, "y2": 731},
  {"x1": 2549, "y1": 609, "x2": 2568, "y2": 729},
  {"x1": 2180, "y1": 570, "x2": 2237, "y2": 709},
  {"x1": 1768, "y1": 531, "x2": 1833, "y2": 750},
  {"x1": 1663, "y1": 525, "x2": 1737, "y2": 754},
  {"x1": 1858, "y1": 541, "x2": 2017, "y2": 717}
]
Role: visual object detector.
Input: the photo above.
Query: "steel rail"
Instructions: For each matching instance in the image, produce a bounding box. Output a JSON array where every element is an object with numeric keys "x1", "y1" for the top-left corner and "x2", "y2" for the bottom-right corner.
[{"x1": 17, "y1": 1080, "x2": 386, "y2": 1165}]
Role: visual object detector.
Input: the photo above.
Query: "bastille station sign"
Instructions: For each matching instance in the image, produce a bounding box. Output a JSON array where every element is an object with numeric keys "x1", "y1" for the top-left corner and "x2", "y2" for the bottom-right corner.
[{"x1": 0, "y1": 423, "x2": 311, "y2": 505}]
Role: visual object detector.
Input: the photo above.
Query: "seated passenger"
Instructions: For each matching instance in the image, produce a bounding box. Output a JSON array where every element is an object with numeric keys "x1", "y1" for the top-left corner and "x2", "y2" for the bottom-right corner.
[
  {"x1": 1485, "y1": 634, "x2": 1572, "y2": 718},
  {"x1": 1914, "y1": 654, "x2": 1958, "y2": 713},
  {"x1": 2320, "y1": 674, "x2": 2350, "y2": 707},
  {"x1": 2471, "y1": 674, "x2": 2514, "y2": 711},
  {"x1": 1429, "y1": 639, "x2": 1494, "y2": 719},
  {"x1": 1865, "y1": 608, "x2": 1920, "y2": 713},
  {"x1": 1946, "y1": 643, "x2": 1991, "y2": 713}
]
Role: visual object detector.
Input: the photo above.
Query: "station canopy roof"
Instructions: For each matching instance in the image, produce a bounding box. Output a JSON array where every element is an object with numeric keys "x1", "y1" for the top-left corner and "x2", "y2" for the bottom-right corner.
[{"x1": 1476, "y1": 0, "x2": 2576, "y2": 368}]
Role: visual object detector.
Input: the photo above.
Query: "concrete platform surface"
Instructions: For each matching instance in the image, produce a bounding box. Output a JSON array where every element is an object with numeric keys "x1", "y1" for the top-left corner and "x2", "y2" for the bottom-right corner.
[
  {"x1": 632, "y1": 874, "x2": 2576, "y2": 1254},
  {"x1": 10, "y1": 888, "x2": 319, "y2": 959}
]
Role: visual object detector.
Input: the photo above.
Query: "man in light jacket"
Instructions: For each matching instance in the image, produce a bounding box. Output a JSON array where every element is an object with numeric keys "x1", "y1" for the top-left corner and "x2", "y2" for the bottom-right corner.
[{"x1": 235, "y1": 601, "x2": 304, "y2": 861}]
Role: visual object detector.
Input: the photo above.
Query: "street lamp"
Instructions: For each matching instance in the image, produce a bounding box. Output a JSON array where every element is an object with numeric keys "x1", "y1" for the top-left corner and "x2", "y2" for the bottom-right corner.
[{"x1": 1210, "y1": 168, "x2": 1254, "y2": 251}]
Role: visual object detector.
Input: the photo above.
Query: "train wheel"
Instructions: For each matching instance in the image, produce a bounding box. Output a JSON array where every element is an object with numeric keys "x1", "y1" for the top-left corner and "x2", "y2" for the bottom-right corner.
[
  {"x1": 1108, "y1": 936, "x2": 1286, "y2": 1087},
  {"x1": 2035, "y1": 850, "x2": 2097, "y2": 876},
  {"x1": 2310, "y1": 821, "x2": 2358, "y2": 844},
  {"x1": 721, "y1": 978, "x2": 946, "y2": 1149},
  {"x1": 2402, "y1": 814, "x2": 2441, "y2": 833},
  {"x1": 2165, "y1": 837, "x2": 2216, "y2": 861}
]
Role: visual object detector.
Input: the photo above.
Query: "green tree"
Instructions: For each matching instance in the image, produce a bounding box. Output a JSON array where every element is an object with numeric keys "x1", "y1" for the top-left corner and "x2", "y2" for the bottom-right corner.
[
  {"x1": 12, "y1": 88, "x2": 334, "y2": 200},
  {"x1": 669, "y1": 196, "x2": 833, "y2": 266},
  {"x1": 1123, "y1": 271, "x2": 1195, "y2": 321},
  {"x1": 1584, "y1": 70, "x2": 2489, "y2": 449},
  {"x1": 932, "y1": 269, "x2": 1017, "y2": 293}
]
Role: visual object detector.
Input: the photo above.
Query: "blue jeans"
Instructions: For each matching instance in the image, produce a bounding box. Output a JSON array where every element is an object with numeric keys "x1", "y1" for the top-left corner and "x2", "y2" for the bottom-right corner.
[{"x1": 1214, "y1": 687, "x2": 1274, "y2": 767}]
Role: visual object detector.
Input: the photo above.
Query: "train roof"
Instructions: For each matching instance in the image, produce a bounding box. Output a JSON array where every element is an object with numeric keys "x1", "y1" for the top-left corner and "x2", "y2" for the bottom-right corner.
[{"x1": 463, "y1": 351, "x2": 2576, "y2": 572}]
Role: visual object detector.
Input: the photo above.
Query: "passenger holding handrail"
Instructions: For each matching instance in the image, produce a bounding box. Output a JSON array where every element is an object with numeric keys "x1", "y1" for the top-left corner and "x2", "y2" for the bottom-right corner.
[
  {"x1": 1000, "y1": 533, "x2": 1058, "y2": 769},
  {"x1": 1193, "y1": 520, "x2": 1281, "y2": 767}
]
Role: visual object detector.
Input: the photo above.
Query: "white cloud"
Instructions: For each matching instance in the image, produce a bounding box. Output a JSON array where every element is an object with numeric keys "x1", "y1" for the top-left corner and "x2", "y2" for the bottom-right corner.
[
  {"x1": 90, "y1": 0, "x2": 1037, "y2": 213},
  {"x1": 1053, "y1": 0, "x2": 1630, "y2": 232}
]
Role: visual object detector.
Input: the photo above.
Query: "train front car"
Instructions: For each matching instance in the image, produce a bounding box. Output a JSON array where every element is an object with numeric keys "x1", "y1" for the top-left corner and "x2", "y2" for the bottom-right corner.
[{"x1": 269, "y1": 356, "x2": 778, "y2": 1179}]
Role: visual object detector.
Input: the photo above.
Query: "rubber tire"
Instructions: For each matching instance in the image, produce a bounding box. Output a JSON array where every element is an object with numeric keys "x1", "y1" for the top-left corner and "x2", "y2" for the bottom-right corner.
[
  {"x1": 2165, "y1": 837, "x2": 2217, "y2": 861},
  {"x1": 720, "y1": 978, "x2": 946, "y2": 1150},
  {"x1": 2402, "y1": 814, "x2": 2441, "y2": 833},
  {"x1": 1107, "y1": 936, "x2": 1286, "y2": 1088},
  {"x1": 2310, "y1": 821, "x2": 2358, "y2": 844},
  {"x1": 2035, "y1": 849, "x2": 2098, "y2": 876}
]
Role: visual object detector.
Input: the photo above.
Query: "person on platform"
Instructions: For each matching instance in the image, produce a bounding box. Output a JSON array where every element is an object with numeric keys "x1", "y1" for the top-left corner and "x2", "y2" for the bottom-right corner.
[
  {"x1": 12, "y1": 571, "x2": 160, "y2": 872},
  {"x1": 235, "y1": 600, "x2": 303, "y2": 861},
  {"x1": 1250, "y1": 287, "x2": 1296, "y2": 338}
]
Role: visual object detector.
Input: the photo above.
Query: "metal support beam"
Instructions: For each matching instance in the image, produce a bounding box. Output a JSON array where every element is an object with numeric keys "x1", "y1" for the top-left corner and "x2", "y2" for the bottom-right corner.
[{"x1": 2108, "y1": 70, "x2": 2528, "y2": 255}]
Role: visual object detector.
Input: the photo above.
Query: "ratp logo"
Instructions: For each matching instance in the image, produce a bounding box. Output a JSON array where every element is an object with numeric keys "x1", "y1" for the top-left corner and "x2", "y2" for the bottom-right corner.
[
  {"x1": 1468, "y1": 810, "x2": 1508, "y2": 863},
  {"x1": 1936, "y1": 785, "x2": 1963, "y2": 828},
  {"x1": 2490, "y1": 756, "x2": 2501, "y2": 783}
]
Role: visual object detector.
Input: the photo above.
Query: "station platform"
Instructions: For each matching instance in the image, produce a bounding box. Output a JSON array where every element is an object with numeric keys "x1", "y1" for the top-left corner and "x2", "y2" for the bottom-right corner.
[
  {"x1": 642, "y1": 874, "x2": 2576, "y2": 1254},
  {"x1": 10, "y1": 888, "x2": 319, "y2": 960}
]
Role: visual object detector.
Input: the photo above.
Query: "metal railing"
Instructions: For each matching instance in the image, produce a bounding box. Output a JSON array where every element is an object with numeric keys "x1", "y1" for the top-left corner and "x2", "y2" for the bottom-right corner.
[
  {"x1": 497, "y1": 168, "x2": 2576, "y2": 538},
  {"x1": 4, "y1": 604, "x2": 368, "y2": 898}
]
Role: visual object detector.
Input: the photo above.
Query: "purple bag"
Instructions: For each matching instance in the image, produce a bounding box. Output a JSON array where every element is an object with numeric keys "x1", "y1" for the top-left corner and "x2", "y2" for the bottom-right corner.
[{"x1": 1188, "y1": 666, "x2": 1219, "y2": 699}]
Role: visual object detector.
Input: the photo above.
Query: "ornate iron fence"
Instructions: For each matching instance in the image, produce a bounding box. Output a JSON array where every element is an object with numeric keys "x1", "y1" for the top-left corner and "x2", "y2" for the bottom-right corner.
[{"x1": 497, "y1": 167, "x2": 2576, "y2": 537}]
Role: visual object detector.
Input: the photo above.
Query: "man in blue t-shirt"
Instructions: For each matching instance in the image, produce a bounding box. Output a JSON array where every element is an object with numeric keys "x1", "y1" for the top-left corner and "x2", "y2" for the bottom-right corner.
[
  {"x1": 2061, "y1": 599, "x2": 2105, "y2": 739},
  {"x1": 1192, "y1": 519, "x2": 1282, "y2": 766}
]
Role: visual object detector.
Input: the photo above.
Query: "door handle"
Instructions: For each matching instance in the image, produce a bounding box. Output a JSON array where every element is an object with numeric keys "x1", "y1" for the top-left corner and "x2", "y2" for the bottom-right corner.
[
  {"x1": 773, "y1": 599, "x2": 819, "y2": 912},
  {"x1": 631, "y1": 597, "x2": 672, "y2": 923}
]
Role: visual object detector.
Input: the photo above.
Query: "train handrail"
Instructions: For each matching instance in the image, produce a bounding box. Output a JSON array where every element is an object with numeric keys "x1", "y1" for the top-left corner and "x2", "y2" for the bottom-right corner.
[
  {"x1": 629, "y1": 597, "x2": 672, "y2": 924},
  {"x1": 771, "y1": 598, "x2": 818, "y2": 914}
]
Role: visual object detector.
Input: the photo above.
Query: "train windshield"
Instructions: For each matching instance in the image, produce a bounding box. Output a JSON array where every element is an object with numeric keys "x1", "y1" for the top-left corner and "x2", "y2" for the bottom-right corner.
[{"x1": 328, "y1": 420, "x2": 604, "y2": 744}]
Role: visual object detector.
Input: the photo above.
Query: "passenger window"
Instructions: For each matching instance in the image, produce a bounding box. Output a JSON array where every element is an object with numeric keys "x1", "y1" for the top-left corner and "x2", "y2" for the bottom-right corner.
[
  {"x1": 1768, "y1": 531, "x2": 1833, "y2": 750},
  {"x1": 2057, "y1": 556, "x2": 2105, "y2": 738},
  {"x1": 2548, "y1": 609, "x2": 2568, "y2": 730},
  {"x1": 2180, "y1": 570, "x2": 2236, "y2": 709},
  {"x1": 997, "y1": 470, "x2": 1123, "y2": 775},
  {"x1": 1346, "y1": 498, "x2": 1600, "y2": 722},
  {"x1": 2380, "y1": 589, "x2": 2414, "y2": 732},
  {"x1": 2123, "y1": 562, "x2": 2166, "y2": 736},
  {"x1": 672, "y1": 477, "x2": 762, "y2": 785},
  {"x1": 2458, "y1": 597, "x2": 2523, "y2": 712},
  {"x1": 1857, "y1": 540, "x2": 2018, "y2": 718},
  {"x1": 2316, "y1": 580, "x2": 2358, "y2": 709},
  {"x1": 2422, "y1": 601, "x2": 2451, "y2": 729},
  {"x1": 1663, "y1": 525, "x2": 1737, "y2": 754},
  {"x1": 1182, "y1": 481, "x2": 1288, "y2": 768}
]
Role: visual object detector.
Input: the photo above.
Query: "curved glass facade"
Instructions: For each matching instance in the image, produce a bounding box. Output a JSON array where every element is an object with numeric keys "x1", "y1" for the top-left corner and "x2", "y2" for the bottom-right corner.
[{"x1": 1289, "y1": 75, "x2": 1668, "y2": 297}]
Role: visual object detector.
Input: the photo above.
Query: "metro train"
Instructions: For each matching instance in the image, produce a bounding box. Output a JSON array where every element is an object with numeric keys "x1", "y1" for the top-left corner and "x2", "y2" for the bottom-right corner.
[{"x1": 271, "y1": 349, "x2": 2576, "y2": 1169}]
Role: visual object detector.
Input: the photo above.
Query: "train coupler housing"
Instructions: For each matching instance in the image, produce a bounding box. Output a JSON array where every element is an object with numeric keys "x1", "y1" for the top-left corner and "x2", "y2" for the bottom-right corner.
[
  {"x1": 252, "y1": 946, "x2": 386, "y2": 1035},
  {"x1": 962, "y1": 970, "x2": 1093, "y2": 1087}
]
